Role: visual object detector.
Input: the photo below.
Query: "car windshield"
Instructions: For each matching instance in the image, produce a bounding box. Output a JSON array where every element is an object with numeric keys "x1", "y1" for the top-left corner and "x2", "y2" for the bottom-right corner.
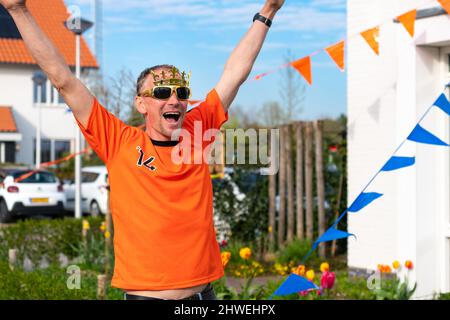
[{"x1": 12, "y1": 171, "x2": 57, "y2": 184}]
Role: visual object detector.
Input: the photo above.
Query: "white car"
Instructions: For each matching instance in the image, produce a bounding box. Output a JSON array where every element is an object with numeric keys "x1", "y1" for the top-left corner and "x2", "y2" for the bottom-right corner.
[
  {"x1": 0, "y1": 168, "x2": 66, "y2": 223},
  {"x1": 64, "y1": 166, "x2": 109, "y2": 216}
]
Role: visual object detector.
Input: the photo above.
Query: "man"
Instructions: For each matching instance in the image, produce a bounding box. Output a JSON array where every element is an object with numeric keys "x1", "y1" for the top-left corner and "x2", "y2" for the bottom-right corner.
[{"x1": 0, "y1": 0, "x2": 285, "y2": 300}]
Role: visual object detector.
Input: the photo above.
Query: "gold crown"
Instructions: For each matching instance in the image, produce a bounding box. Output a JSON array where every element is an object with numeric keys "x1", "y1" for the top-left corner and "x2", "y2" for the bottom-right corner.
[{"x1": 150, "y1": 66, "x2": 191, "y2": 87}]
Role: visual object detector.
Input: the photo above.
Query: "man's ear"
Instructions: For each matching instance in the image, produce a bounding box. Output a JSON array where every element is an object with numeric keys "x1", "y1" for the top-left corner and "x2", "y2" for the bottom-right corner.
[{"x1": 135, "y1": 96, "x2": 147, "y2": 115}]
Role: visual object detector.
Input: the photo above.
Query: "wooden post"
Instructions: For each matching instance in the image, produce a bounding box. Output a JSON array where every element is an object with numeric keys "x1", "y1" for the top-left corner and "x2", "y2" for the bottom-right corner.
[
  {"x1": 278, "y1": 126, "x2": 286, "y2": 247},
  {"x1": 105, "y1": 183, "x2": 112, "y2": 276},
  {"x1": 314, "y1": 120, "x2": 326, "y2": 258},
  {"x1": 295, "y1": 122, "x2": 304, "y2": 239},
  {"x1": 286, "y1": 125, "x2": 294, "y2": 242},
  {"x1": 8, "y1": 249, "x2": 17, "y2": 271},
  {"x1": 304, "y1": 122, "x2": 314, "y2": 241},
  {"x1": 268, "y1": 129, "x2": 276, "y2": 250},
  {"x1": 331, "y1": 173, "x2": 344, "y2": 257},
  {"x1": 97, "y1": 274, "x2": 107, "y2": 300}
]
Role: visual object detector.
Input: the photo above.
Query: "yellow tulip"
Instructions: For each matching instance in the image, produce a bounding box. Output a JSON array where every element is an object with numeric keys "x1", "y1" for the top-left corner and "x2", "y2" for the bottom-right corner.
[
  {"x1": 100, "y1": 222, "x2": 106, "y2": 232},
  {"x1": 239, "y1": 247, "x2": 252, "y2": 260},
  {"x1": 306, "y1": 269, "x2": 315, "y2": 281},
  {"x1": 392, "y1": 260, "x2": 400, "y2": 270},
  {"x1": 268, "y1": 226, "x2": 273, "y2": 233},
  {"x1": 82, "y1": 220, "x2": 90, "y2": 231},
  {"x1": 104, "y1": 231, "x2": 111, "y2": 239},
  {"x1": 320, "y1": 262, "x2": 330, "y2": 273}
]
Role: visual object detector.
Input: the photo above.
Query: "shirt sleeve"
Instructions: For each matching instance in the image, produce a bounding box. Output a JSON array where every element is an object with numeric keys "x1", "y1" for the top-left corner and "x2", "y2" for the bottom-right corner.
[
  {"x1": 75, "y1": 98, "x2": 133, "y2": 164},
  {"x1": 184, "y1": 89, "x2": 228, "y2": 131}
]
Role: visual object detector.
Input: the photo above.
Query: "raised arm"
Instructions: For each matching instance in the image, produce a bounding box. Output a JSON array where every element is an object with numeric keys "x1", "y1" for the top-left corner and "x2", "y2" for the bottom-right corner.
[
  {"x1": 215, "y1": 0, "x2": 285, "y2": 113},
  {"x1": 1, "y1": 0, "x2": 94, "y2": 127}
]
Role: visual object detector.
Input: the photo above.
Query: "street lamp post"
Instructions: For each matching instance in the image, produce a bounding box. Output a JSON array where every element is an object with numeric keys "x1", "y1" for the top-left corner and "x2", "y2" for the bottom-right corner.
[
  {"x1": 32, "y1": 71, "x2": 46, "y2": 169},
  {"x1": 65, "y1": 17, "x2": 93, "y2": 219}
]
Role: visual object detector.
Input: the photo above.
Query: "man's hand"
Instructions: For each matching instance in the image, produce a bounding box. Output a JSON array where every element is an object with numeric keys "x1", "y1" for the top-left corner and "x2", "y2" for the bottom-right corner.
[
  {"x1": 0, "y1": 0, "x2": 26, "y2": 11},
  {"x1": 265, "y1": 0, "x2": 285, "y2": 11},
  {"x1": 214, "y1": 0, "x2": 285, "y2": 113},
  {"x1": 5, "y1": 0, "x2": 94, "y2": 127}
]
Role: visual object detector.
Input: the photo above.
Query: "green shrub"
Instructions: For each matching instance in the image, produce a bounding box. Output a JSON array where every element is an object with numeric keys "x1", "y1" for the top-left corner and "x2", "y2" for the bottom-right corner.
[
  {"x1": 0, "y1": 261, "x2": 122, "y2": 300},
  {"x1": 0, "y1": 217, "x2": 106, "y2": 269},
  {"x1": 276, "y1": 238, "x2": 318, "y2": 266},
  {"x1": 213, "y1": 168, "x2": 269, "y2": 244}
]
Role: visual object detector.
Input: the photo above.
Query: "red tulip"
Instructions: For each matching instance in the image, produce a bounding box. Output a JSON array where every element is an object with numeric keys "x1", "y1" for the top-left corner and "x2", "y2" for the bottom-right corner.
[
  {"x1": 298, "y1": 290, "x2": 309, "y2": 297},
  {"x1": 321, "y1": 271, "x2": 336, "y2": 290},
  {"x1": 405, "y1": 260, "x2": 414, "y2": 270}
]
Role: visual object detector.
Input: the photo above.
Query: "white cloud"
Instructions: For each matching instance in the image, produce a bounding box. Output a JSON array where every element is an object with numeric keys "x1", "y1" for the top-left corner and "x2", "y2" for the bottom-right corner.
[{"x1": 66, "y1": 0, "x2": 346, "y2": 33}]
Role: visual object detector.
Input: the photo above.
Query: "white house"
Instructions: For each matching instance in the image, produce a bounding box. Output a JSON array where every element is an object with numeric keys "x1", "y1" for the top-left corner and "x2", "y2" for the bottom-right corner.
[
  {"x1": 0, "y1": 0, "x2": 97, "y2": 167},
  {"x1": 348, "y1": 0, "x2": 450, "y2": 298}
]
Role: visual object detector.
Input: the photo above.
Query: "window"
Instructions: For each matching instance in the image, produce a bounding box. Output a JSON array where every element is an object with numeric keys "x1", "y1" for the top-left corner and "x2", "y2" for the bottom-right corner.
[
  {"x1": 33, "y1": 77, "x2": 66, "y2": 105},
  {"x1": 54, "y1": 140, "x2": 71, "y2": 160},
  {"x1": 5, "y1": 142, "x2": 15, "y2": 163},
  {"x1": 33, "y1": 80, "x2": 47, "y2": 104},
  {"x1": 33, "y1": 139, "x2": 51, "y2": 164},
  {"x1": 0, "y1": 6, "x2": 21, "y2": 39},
  {"x1": 82, "y1": 172, "x2": 99, "y2": 183},
  {"x1": 12, "y1": 171, "x2": 57, "y2": 183}
]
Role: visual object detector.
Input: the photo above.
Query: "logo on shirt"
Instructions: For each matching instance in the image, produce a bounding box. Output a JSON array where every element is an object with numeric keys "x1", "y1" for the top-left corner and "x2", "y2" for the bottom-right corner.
[{"x1": 136, "y1": 146, "x2": 156, "y2": 171}]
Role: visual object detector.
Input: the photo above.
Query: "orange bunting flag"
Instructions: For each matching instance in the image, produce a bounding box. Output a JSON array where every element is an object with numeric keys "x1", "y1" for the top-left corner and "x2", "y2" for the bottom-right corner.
[
  {"x1": 290, "y1": 56, "x2": 312, "y2": 85},
  {"x1": 325, "y1": 41, "x2": 345, "y2": 71},
  {"x1": 188, "y1": 100, "x2": 202, "y2": 106},
  {"x1": 438, "y1": 0, "x2": 450, "y2": 15},
  {"x1": 360, "y1": 26, "x2": 379, "y2": 55},
  {"x1": 397, "y1": 9, "x2": 416, "y2": 37}
]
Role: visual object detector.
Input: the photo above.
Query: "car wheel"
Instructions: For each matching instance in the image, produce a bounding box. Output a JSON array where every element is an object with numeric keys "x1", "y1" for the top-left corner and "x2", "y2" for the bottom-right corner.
[
  {"x1": 90, "y1": 201, "x2": 101, "y2": 217},
  {"x1": 0, "y1": 199, "x2": 14, "y2": 224}
]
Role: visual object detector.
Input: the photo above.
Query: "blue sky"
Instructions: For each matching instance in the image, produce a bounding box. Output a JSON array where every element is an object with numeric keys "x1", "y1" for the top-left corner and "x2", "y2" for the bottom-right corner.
[{"x1": 66, "y1": 0, "x2": 347, "y2": 120}]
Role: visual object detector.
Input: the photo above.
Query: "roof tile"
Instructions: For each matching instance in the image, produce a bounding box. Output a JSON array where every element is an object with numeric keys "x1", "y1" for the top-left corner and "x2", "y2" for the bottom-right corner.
[
  {"x1": 0, "y1": 107, "x2": 18, "y2": 132},
  {"x1": 0, "y1": 0, "x2": 97, "y2": 68}
]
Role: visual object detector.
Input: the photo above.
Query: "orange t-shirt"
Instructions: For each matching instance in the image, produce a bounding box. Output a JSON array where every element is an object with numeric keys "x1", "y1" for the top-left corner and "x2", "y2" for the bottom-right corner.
[{"x1": 77, "y1": 89, "x2": 228, "y2": 290}]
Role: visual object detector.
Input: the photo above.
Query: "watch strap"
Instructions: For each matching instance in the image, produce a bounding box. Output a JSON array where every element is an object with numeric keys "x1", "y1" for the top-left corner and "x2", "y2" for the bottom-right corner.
[{"x1": 253, "y1": 13, "x2": 272, "y2": 28}]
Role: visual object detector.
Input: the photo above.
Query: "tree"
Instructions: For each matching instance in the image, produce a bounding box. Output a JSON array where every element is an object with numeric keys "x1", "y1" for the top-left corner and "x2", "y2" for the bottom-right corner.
[
  {"x1": 259, "y1": 101, "x2": 286, "y2": 127},
  {"x1": 91, "y1": 67, "x2": 139, "y2": 125},
  {"x1": 279, "y1": 50, "x2": 306, "y2": 121}
]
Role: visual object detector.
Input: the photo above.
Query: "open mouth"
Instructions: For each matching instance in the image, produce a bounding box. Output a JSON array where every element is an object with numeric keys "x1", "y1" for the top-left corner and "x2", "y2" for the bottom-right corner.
[{"x1": 162, "y1": 112, "x2": 181, "y2": 123}]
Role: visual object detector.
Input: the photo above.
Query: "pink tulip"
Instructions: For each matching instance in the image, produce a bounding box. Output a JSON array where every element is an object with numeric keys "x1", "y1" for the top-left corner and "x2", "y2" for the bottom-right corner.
[{"x1": 320, "y1": 271, "x2": 336, "y2": 290}]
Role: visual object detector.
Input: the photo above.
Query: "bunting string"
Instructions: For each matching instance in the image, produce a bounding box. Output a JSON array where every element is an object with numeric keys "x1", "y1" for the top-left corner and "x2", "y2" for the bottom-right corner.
[
  {"x1": 271, "y1": 85, "x2": 450, "y2": 298},
  {"x1": 252, "y1": 0, "x2": 443, "y2": 85}
]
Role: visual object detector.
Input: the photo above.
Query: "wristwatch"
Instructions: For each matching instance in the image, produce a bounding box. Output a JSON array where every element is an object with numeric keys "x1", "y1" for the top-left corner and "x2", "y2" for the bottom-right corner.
[{"x1": 253, "y1": 13, "x2": 272, "y2": 28}]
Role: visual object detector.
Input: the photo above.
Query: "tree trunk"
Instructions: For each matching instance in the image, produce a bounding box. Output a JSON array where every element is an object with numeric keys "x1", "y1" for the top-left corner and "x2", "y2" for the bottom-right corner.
[
  {"x1": 314, "y1": 120, "x2": 326, "y2": 258},
  {"x1": 295, "y1": 122, "x2": 304, "y2": 239},
  {"x1": 331, "y1": 173, "x2": 344, "y2": 256},
  {"x1": 286, "y1": 125, "x2": 294, "y2": 242},
  {"x1": 268, "y1": 131, "x2": 276, "y2": 250},
  {"x1": 304, "y1": 122, "x2": 314, "y2": 241},
  {"x1": 278, "y1": 126, "x2": 286, "y2": 246}
]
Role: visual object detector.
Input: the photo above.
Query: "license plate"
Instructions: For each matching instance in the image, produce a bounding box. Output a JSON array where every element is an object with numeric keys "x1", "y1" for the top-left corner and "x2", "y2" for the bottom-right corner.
[{"x1": 31, "y1": 198, "x2": 49, "y2": 203}]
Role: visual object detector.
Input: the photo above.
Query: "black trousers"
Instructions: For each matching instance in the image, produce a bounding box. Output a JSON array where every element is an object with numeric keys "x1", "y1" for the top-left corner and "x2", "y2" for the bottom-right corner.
[{"x1": 124, "y1": 283, "x2": 217, "y2": 300}]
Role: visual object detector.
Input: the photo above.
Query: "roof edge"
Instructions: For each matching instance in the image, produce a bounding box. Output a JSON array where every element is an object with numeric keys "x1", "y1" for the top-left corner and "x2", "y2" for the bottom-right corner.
[{"x1": 393, "y1": 6, "x2": 447, "y2": 23}]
